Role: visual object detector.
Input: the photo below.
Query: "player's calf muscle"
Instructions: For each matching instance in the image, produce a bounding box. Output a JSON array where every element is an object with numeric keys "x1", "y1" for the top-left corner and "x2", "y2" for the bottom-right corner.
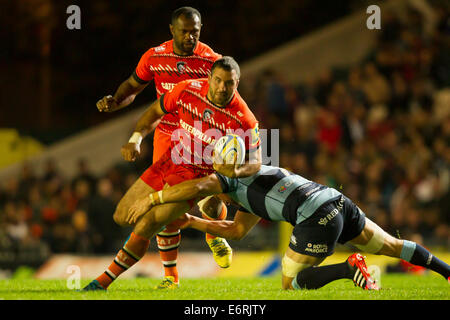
[
  {"x1": 134, "y1": 210, "x2": 163, "y2": 238},
  {"x1": 378, "y1": 236, "x2": 403, "y2": 257}
]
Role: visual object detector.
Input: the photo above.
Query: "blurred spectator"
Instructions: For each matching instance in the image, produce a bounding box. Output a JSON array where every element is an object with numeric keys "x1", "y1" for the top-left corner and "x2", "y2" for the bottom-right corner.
[
  {"x1": 72, "y1": 158, "x2": 97, "y2": 192},
  {"x1": 261, "y1": 69, "x2": 291, "y2": 121},
  {"x1": 87, "y1": 178, "x2": 125, "y2": 253}
]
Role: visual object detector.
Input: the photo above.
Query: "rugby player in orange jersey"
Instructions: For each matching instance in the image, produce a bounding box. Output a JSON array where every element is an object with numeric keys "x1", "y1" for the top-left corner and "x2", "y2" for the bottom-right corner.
[
  {"x1": 83, "y1": 56, "x2": 262, "y2": 291},
  {"x1": 95, "y1": 7, "x2": 231, "y2": 288}
]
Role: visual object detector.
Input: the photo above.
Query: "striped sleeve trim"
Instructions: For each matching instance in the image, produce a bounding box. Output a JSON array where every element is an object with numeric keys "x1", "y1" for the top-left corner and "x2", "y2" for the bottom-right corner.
[{"x1": 132, "y1": 70, "x2": 149, "y2": 84}]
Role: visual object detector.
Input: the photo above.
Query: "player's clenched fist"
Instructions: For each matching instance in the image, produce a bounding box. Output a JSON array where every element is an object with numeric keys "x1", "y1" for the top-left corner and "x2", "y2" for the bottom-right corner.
[
  {"x1": 96, "y1": 95, "x2": 119, "y2": 112},
  {"x1": 121, "y1": 142, "x2": 140, "y2": 162}
]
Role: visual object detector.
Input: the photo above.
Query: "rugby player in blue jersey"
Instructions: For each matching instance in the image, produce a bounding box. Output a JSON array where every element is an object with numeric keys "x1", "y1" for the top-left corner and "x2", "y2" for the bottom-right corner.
[{"x1": 127, "y1": 164, "x2": 450, "y2": 290}]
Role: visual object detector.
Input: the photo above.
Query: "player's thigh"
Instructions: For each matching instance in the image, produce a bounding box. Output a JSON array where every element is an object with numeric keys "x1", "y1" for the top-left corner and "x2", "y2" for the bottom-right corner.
[
  {"x1": 134, "y1": 201, "x2": 191, "y2": 239},
  {"x1": 281, "y1": 247, "x2": 325, "y2": 289},
  {"x1": 281, "y1": 198, "x2": 345, "y2": 289},
  {"x1": 348, "y1": 217, "x2": 402, "y2": 257},
  {"x1": 114, "y1": 178, "x2": 155, "y2": 226}
]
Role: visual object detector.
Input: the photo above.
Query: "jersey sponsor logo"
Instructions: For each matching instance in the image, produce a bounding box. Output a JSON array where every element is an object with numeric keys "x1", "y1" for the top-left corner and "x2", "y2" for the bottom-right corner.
[
  {"x1": 154, "y1": 45, "x2": 165, "y2": 52},
  {"x1": 161, "y1": 82, "x2": 176, "y2": 91},
  {"x1": 318, "y1": 196, "x2": 344, "y2": 226},
  {"x1": 318, "y1": 209, "x2": 338, "y2": 226},
  {"x1": 189, "y1": 80, "x2": 203, "y2": 89},
  {"x1": 305, "y1": 243, "x2": 328, "y2": 254},
  {"x1": 179, "y1": 119, "x2": 217, "y2": 145},
  {"x1": 278, "y1": 178, "x2": 293, "y2": 193},
  {"x1": 176, "y1": 61, "x2": 187, "y2": 74}
]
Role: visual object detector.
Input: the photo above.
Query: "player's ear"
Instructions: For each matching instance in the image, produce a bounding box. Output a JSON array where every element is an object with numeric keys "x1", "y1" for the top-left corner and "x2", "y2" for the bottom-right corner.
[{"x1": 169, "y1": 24, "x2": 174, "y2": 36}]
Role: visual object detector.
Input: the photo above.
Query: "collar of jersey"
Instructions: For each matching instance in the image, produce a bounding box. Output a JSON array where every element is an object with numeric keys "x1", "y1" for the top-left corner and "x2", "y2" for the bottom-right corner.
[
  {"x1": 170, "y1": 39, "x2": 200, "y2": 57},
  {"x1": 206, "y1": 92, "x2": 236, "y2": 109}
]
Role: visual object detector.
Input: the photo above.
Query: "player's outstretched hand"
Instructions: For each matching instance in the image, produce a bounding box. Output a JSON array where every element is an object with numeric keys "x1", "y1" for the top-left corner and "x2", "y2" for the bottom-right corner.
[
  {"x1": 127, "y1": 196, "x2": 153, "y2": 224},
  {"x1": 96, "y1": 95, "x2": 119, "y2": 112},
  {"x1": 121, "y1": 142, "x2": 140, "y2": 162}
]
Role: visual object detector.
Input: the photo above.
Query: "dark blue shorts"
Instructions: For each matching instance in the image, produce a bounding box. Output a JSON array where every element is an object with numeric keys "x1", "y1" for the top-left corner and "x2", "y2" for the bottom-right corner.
[{"x1": 288, "y1": 195, "x2": 366, "y2": 258}]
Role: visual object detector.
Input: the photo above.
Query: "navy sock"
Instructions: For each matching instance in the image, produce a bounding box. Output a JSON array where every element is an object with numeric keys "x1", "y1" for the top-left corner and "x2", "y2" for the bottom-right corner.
[
  {"x1": 400, "y1": 240, "x2": 450, "y2": 279},
  {"x1": 293, "y1": 262, "x2": 353, "y2": 290}
]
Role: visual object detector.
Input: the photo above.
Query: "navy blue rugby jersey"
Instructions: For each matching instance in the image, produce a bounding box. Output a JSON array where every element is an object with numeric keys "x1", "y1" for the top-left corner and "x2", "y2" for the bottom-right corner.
[{"x1": 215, "y1": 165, "x2": 342, "y2": 225}]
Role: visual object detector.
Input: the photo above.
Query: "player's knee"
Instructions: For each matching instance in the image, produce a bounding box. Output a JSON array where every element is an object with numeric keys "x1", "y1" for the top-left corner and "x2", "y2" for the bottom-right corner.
[
  {"x1": 281, "y1": 254, "x2": 310, "y2": 290},
  {"x1": 113, "y1": 201, "x2": 130, "y2": 227},
  {"x1": 113, "y1": 209, "x2": 127, "y2": 227},
  {"x1": 354, "y1": 222, "x2": 387, "y2": 254}
]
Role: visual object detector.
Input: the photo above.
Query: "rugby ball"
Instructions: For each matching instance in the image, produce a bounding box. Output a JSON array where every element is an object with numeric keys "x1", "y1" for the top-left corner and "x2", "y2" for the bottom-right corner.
[{"x1": 213, "y1": 134, "x2": 246, "y2": 165}]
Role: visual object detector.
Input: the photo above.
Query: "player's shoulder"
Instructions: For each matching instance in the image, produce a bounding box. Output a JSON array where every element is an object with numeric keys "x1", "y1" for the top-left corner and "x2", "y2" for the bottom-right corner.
[
  {"x1": 183, "y1": 78, "x2": 208, "y2": 92},
  {"x1": 195, "y1": 42, "x2": 222, "y2": 61},
  {"x1": 171, "y1": 78, "x2": 207, "y2": 94},
  {"x1": 233, "y1": 91, "x2": 257, "y2": 120},
  {"x1": 143, "y1": 40, "x2": 173, "y2": 56}
]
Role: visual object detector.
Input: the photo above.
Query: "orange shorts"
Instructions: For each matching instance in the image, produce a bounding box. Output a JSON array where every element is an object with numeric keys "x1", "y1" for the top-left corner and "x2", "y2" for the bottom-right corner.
[
  {"x1": 152, "y1": 127, "x2": 172, "y2": 163},
  {"x1": 140, "y1": 149, "x2": 213, "y2": 209}
]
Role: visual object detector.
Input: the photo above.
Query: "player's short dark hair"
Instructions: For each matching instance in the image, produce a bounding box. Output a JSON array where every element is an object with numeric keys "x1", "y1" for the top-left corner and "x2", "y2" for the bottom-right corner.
[
  {"x1": 211, "y1": 56, "x2": 241, "y2": 79},
  {"x1": 171, "y1": 7, "x2": 201, "y2": 25}
]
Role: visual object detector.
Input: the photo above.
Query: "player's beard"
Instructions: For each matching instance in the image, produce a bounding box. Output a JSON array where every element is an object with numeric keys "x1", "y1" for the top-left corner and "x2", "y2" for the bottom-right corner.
[
  {"x1": 176, "y1": 39, "x2": 197, "y2": 55},
  {"x1": 212, "y1": 90, "x2": 232, "y2": 107}
]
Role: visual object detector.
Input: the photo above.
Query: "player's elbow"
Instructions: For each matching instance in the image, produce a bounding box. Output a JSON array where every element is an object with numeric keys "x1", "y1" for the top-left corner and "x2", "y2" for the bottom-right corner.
[
  {"x1": 196, "y1": 182, "x2": 209, "y2": 196},
  {"x1": 237, "y1": 149, "x2": 261, "y2": 177},
  {"x1": 196, "y1": 176, "x2": 219, "y2": 197},
  {"x1": 246, "y1": 162, "x2": 261, "y2": 175},
  {"x1": 236, "y1": 162, "x2": 261, "y2": 178}
]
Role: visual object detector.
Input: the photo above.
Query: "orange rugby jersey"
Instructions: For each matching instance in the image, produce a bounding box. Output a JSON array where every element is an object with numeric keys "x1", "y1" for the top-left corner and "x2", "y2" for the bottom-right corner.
[
  {"x1": 160, "y1": 78, "x2": 260, "y2": 171},
  {"x1": 133, "y1": 40, "x2": 221, "y2": 135}
]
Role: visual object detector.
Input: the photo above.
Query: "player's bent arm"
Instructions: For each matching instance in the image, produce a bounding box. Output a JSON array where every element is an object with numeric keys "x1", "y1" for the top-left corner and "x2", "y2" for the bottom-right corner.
[
  {"x1": 112, "y1": 75, "x2": 148, "y2": 111},
  {"x1": 121, "y1": 98, "x2": 166, "y2": 162},
  {"x1": 186, "y1": 210, "x2": 261, "y2": 240},
  {"x1": 126, "y1": 174, "x2": 223, "y2": 224},
  {"x1": 133, "y1": 98, "x2": 166, "y2": 137},
  {"x1": 153, "y1": 174, "x2": 223, "y2": 205},
  {"x1": 98, "y1": 76, "x2": 148, "y2": 113},
  {"x1": 236, "y1": 146, "x2": 262, "y2": 177}
]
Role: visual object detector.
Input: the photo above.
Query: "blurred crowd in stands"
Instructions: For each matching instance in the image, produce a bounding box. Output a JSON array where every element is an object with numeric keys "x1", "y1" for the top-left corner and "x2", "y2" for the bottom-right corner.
[
  {"x1": 0, "y1": 3, "x2": 449, "y2": 262},
  {"x1": 242, "y1": 5, "x2": 450, "y2": 247},
  {"x1": 0, "y1": 159, "x2": 128, "y2": 262}
]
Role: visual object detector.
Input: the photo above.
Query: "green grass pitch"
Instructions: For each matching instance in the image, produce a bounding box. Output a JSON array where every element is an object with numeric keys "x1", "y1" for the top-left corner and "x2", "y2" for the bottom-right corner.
[{"x1": 0, "y1": 274, "x2": 448, "y2": 300}]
